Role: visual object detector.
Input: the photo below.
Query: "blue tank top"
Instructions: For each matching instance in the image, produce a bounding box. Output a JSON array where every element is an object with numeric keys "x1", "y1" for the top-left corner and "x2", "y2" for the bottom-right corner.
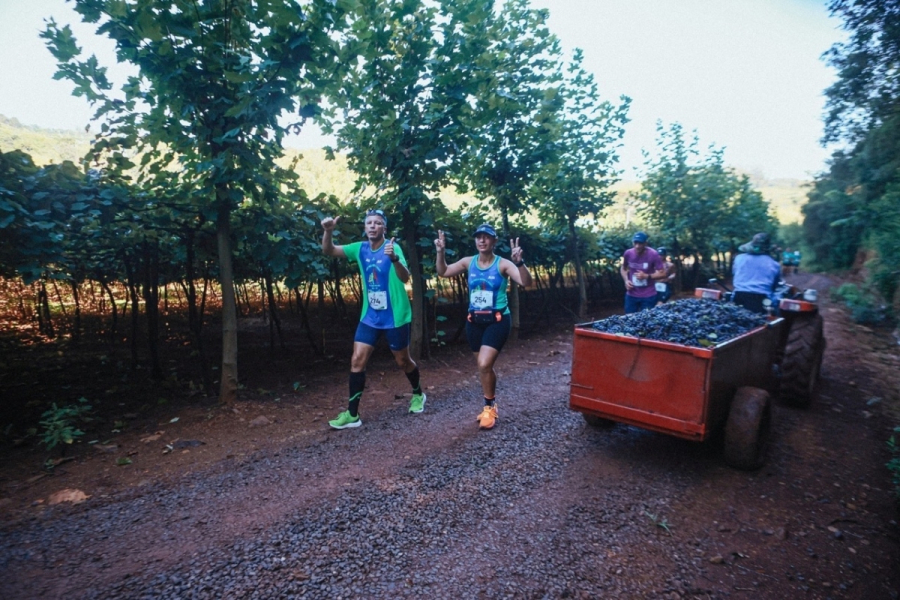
[
  {"x1": 356, "y1": 241, "x2": 396, "y2": 329},
  {"x1": 467, "y1": 255, "x2": 509, "y2": 314}
]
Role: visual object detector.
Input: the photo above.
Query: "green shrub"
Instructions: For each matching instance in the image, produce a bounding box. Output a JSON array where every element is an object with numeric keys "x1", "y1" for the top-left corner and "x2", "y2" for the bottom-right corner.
[
  {"x1": 831, "y1": 283, "x2": 891, "y2": 325},
  {"x1": 889, "y1": 427, "x2": 900, "y2": 505},
  {"x1": 832, "y1": 282, "x2": 862, "y2": 304},
  {"x1": 39, "y1": 398, "x2": 92, "y2": 451}
]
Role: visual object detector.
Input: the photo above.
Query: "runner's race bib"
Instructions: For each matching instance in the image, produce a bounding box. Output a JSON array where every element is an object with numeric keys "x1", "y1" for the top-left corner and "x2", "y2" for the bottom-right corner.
[
  {"x1": 631, "y1": 274, "x2": 648, "y2": 287},
  {"x1": 470, "y1": 289, "x2": 493, "y2": 309},
  {"x1": 368, "y1": 291, "x2": 387, "y2": 310},
  {"x1": 655, "y1": 282, "x2": 667, "y2": 293}
]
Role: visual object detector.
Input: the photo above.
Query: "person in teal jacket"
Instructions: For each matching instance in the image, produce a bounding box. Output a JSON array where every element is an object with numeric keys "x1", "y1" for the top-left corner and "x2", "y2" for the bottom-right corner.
[{"x1": 321, "y1": 210, "x2": 426, "y2": 429}]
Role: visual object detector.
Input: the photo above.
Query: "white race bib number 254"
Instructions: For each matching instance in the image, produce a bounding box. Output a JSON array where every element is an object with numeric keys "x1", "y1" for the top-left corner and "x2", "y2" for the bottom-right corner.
[{"x1": 470, "y1": 289, "x2": 493, "y2": 309}]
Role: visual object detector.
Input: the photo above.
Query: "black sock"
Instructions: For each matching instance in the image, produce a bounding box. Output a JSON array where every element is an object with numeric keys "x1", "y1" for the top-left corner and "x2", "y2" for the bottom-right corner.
[
  {"x1": 484, "y1": 396, "x2": 495, "y2": 407},
  {"x1": 406, "y1": 367, "x2": 421, "y2": 394},
  {"x1": 348, "y1": 371, "x2": 365, "y2": 417}
]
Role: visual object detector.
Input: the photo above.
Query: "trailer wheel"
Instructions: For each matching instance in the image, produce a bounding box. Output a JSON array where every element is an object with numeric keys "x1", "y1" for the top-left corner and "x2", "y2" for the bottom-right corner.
[
  {"x1": 780, "y1": 314, "x2": 825, "y2": 408},
  {"x1": 724, "y1": 387, "x2": 772, "y2": 471},
  {"x1": 582, "y1": 414, "x2": 616, "y2": 429}
]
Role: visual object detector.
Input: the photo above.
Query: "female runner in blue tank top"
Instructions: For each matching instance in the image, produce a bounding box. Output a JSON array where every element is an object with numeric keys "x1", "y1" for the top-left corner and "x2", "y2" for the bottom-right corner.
[{"x1": 434, "y1": 224, "x2": 532, "y2": 429}]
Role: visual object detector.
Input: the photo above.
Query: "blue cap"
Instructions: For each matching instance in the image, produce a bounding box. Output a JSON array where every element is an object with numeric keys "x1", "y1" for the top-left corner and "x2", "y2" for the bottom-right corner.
[
  {"x1": 633, "y1": 231, "x2": 649, "y2": 243},
  {"x1": 366, "y1": 209, "x2": 387, "y2": 228},
  {"x1": 473, "y1": 224, "x2": 497, "y2": 238}
]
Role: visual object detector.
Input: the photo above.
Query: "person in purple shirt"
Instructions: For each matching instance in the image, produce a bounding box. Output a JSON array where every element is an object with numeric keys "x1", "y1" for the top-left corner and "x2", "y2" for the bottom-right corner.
[{"x1": 620, "y1": 231, "x2": 666, "y2": 314}]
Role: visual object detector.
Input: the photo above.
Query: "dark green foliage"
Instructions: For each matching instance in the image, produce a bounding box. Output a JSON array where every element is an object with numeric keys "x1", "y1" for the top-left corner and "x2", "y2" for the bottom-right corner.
[
  {"x1": 888, "y1": 426, "x2": 900, "y2": 504},
  {"x1": 808, "y1": 1, "x2": 900, "y2": 307},
  {"x1": 830, "y1": 282, "x2": 892, "y2": 325},
  {"x1": 823, "y1": 0, "x2": 900, "y2": 146},
  {"x1": 589, "y1": 299, "x2": 768, "y2": 348},
  {"x1": 801, "y1": 157, "x2": 865, "y2": 271},
  {"x1": 39, "y1": 398, "x2": 92, "y2": 451}
]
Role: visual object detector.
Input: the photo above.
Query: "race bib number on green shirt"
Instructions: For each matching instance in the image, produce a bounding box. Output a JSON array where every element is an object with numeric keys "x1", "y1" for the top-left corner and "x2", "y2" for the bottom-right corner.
[{"x1": 368, "y1": 291, "x2": 387, "y2": 310}]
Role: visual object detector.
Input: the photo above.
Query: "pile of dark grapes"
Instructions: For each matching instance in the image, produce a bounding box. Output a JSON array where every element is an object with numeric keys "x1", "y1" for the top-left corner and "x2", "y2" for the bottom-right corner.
[{"x1": 588, "y1": 299, "x2": 768, "y2": 348}]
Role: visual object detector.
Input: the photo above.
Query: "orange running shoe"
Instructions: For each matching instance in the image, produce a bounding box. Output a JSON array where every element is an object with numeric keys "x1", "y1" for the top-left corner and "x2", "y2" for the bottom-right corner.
[{"x1": 477, "y1": 404, "x2": 498, "y2": 429}]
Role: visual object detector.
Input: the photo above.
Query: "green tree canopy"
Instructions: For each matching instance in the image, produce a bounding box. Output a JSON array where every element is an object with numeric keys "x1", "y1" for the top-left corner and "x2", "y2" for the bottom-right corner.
[
  {"x1": 806, "y1": 0, "x2": 900, "y2": 307},
  {"x1": 323, "y1": 0, "x2": 496, "y2": 357},
  {"x1": 533, "y1": 50, "x2": 630, "y2": 318},
  {"x1": 43, "y1": 0, "x2": 350, "y2": 403},
  {"x1": 638, "y1": 122, "x2": 777, "y2": 282}
]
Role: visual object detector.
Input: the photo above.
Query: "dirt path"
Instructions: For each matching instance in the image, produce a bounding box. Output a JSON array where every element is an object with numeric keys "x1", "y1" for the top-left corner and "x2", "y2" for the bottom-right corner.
[{"x1": 1, "y1": 276, "x2": 898, "y2": 598}]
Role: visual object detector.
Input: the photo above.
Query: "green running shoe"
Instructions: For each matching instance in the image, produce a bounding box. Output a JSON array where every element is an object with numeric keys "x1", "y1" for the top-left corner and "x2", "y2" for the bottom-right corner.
[
  {"x1": 329, "y1": 410, "x2": 361, "y2": 429},
  {"x1": 409, "y1": 392, "x2": 426, "y2": 414}
]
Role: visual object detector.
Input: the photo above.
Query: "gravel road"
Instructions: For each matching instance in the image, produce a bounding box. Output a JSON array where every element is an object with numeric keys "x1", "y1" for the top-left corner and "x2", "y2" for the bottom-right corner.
[{"x1": 2, "y1": 299, "x2": 899, "y2": 599}]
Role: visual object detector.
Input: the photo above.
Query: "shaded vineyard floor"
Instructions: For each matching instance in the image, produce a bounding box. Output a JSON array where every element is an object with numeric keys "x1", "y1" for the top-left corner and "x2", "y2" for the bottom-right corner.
[{"x1": 0, "y1": 290, "x2": 621, "y2": 515}]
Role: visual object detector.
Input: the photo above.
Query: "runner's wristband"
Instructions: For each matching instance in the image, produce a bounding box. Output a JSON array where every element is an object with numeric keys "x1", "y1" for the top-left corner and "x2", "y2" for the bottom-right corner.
[{"x1": 513, "y1": 260, "x2": 525, "y2": 267}]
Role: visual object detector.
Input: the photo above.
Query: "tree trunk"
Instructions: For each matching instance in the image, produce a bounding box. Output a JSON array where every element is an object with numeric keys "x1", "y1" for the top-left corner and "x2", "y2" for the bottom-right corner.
[
  {"x1": 296, "y1": 283, "x2": 323, "y2": 356},
  {"x1": 70, "y1": 280, "x2": 81, "y2": 344},
  {"x1": 264, "y1": 272, "x2": 285, "y2": 353},
  {"x1": 200, "y1": 274, "x2": 209, "y2": 327},
  {"x1": 51, "y1": 279, "x2": 68, "y2": 319},
  {"x1": 38, "y1": 280, "x2": 54, "y2": 338},
  {"x1": 500, "y1": 209, "x2": 520, "y2": 342},
  {"x1": 317, "y1": 279, "x2": 326, "y2": 351},
  {"x1": 403, "y1": 227, "x2": 425, "y2": 360},
  {"x1": 16, "y1": 281, "x2": 30, "y2": 322},
  {"x1": 333, "y1": 270, "x2": 346, "y2": 316},
  {"x1": 569, "y1": 218, "x2": 588, "y2": 319},
  {"x1": 142, "y1": 242, "x2": 163, "y2": 380},
  {"x1": 99, "y1": 279, "x2": 118, "y2": 343},
  {"x1": 181, "y1": 231, "x2": 212, "y2": 394},
  {"x1": 217, "y1": 203, "x2": 239, "y2": 406},
  {"x1": 123, "y1": 257, "x2": 140, "y2": 370}
]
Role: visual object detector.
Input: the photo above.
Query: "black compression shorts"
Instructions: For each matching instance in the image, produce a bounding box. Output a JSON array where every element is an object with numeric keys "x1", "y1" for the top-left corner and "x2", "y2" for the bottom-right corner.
[{"x1": 466, "y1": 312, "x2": 511, "y2": 352}]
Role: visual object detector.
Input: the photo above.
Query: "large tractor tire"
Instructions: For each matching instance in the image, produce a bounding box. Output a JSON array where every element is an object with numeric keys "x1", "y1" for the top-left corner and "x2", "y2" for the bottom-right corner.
[
  {"x1": 780, "y1": 313, "x2": 825, "y2": 408},
  {"x1": 724, "y1": 387, "x2": 772, "y2": 471}
]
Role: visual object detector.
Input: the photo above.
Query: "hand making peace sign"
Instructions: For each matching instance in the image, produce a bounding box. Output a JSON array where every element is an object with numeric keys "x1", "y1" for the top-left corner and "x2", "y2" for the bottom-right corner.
[
  {"x1": 510, "y1": 237, "x2": 523, "y2": 264},
  {"x1": 434, "y1": 230, "x2": 446, "y2": 252}
]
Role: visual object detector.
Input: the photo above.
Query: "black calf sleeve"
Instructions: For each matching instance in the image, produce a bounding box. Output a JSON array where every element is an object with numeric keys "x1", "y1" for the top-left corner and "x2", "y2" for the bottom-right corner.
[{"x1": 348, "y1": 371, "x2": 366, "y2": 416}]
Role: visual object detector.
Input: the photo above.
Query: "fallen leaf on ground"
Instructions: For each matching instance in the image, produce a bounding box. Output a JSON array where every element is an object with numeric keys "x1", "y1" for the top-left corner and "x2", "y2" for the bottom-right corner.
[{"x1": 48, "y1": 489, "x2": 90, "y2": 505}]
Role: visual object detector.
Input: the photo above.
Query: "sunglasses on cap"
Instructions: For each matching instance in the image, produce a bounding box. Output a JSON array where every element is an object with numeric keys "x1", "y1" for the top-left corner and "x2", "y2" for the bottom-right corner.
[{"x1": 365, "y1": 209, "x2": 387, "y2": 227}]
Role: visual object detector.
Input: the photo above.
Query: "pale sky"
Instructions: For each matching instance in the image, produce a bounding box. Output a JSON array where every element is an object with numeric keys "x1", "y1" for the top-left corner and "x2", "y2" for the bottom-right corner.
[{"x1": 0, "y1": 0, "x2": 843, "y2": 180}]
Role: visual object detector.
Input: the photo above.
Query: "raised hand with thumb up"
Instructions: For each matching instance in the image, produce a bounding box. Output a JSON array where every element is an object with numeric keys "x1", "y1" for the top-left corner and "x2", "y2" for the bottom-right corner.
[{"x1": 385, "y1": 237, "x2": 399, "y2": 263}]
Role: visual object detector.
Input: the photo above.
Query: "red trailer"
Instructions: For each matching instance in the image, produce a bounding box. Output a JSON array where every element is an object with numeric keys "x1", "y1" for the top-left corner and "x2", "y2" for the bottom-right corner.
[{"x1": 569, "y1": 318, "x2": 785, "y2": 469}]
